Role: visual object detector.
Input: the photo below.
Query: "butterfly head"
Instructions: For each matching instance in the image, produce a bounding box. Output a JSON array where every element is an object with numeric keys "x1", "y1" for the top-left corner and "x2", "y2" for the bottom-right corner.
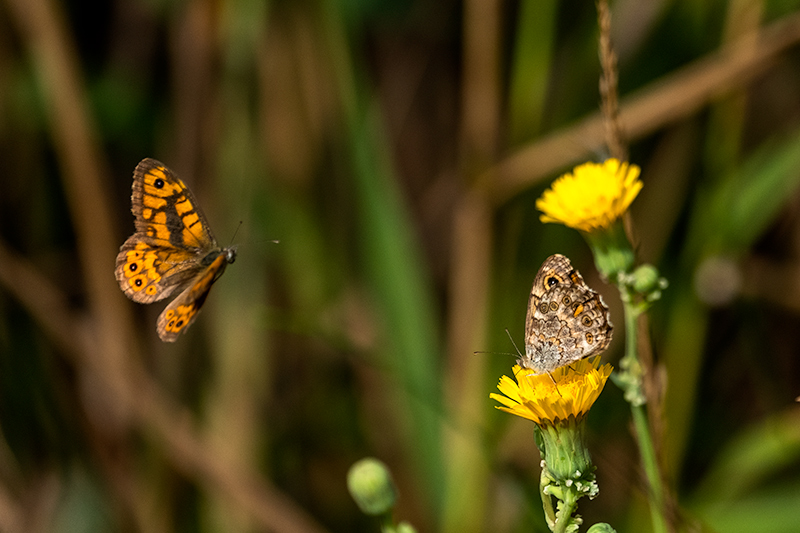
[{"x1": 224, "y1": 247, "x2": 237, "y2": 264}]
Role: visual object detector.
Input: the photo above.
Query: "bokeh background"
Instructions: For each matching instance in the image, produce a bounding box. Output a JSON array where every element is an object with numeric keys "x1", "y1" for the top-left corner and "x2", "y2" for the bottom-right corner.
[{"x1": 1, "y1": 0, "x2": 800, "y2": 532}]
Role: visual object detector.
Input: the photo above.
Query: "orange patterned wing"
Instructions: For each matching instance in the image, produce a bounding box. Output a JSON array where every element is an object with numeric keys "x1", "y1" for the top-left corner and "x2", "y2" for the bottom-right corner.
[
  {"x1": 115, "y1": 239, "x2": 204, "y2": 303},
  {"x1": 156, "y1": 251, "x2": 232, "y2": 342},
  {"x1": 129, "y1": 158, "x2": 217, "y2": 250},
  {"x1": 115, "y1": 159, "x2": 218, "y2": 303}
]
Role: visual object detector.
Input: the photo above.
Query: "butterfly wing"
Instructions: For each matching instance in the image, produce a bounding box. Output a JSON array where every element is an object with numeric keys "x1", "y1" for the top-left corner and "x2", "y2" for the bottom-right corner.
[
  {"x1": 522, "y1": 254, "x2": 611, "y2": 373},
  {"x1": 115, "y1": 158, "x2": 218, "y2": 303},
  {"x1": 523, "y1": 285, "x2": 613, "y2": 372},
  {"x1": 525, "y1": 254, "x2": 579, "y2": 348},
  {"x1": 156, "y1": 252, "x2": 231, "y2": 342},
  {"x1": 130, "y1": 158, "x2": 217, "y2": 248},
  {"x1": 115, "y1": 238, "x2": 206, "y2": 303},
  {"x1": 564, "y1": 288, "x2": 613, "y2": 359}
]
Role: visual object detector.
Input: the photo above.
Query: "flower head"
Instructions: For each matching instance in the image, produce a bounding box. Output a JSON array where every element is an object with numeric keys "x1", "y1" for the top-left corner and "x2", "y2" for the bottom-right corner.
[
  {"x1": 536, "y1": 159, "x2": 642, "y2": 233},
  {"x1": 490, "y1": 356, "x2": 612, "y2": 426}
]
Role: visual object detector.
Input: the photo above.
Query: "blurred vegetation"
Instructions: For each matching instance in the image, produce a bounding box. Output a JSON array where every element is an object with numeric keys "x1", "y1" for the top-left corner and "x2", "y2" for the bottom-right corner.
[{"x1": 1, "y1": 0, "x2": 800, "y2": 532}]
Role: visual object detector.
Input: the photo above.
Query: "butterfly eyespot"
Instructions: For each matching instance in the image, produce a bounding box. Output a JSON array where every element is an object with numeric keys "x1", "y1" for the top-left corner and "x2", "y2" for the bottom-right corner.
[
  {"x1": 175, "y1": 319, "x2": 184, "y2": 328},
  {"x1": 127, "y1": 274, "x2": 149, "y2": 291},
  {"x1": 562, "y1": 295, "x2": 571, "y2": 305},
  {"x1": 539, "y1": 303, "x2": 548, "y2": 314},
  {"x1": 545, "y1": 275, "x2": 559, "y2": 288},
  {"x1": 582, "y1": 316, "x2": 593, "y2": 326},
  {"x1": 586, "y1": 333, "x2": 594, "y2": 344},
  {"x1": 548, "y1": 301, "x2": 558, "y2": 311},
  {"x1": 128, "y1": 263, "x2": 138, "y2": 272},
  {"x1": 154, "y1": 178, "x2": 165, "y2": 189},
  {"x1": 146, "y1": 286, "x2": 157, "y2": 295}
]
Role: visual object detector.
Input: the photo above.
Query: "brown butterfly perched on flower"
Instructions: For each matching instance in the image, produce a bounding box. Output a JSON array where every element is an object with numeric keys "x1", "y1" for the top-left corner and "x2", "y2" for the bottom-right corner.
[
  {"x1": 115, "y1": 158, "x2": 236, "y2": 342},
  {"x1": 520, "y1": 254, "x2": 612, "y2": 373}
]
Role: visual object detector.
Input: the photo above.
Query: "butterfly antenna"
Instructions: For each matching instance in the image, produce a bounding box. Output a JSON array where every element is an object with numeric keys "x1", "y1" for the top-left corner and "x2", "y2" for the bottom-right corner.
[
  {"x1": 228, "y1": 221, "x2": 243, "y2": 247},
  {"x1": 505, "y1": 328, "x2": 524, "y2": 357},
  {"x1": 473, "y1": 350, "x2": 519, "y2": 358}
]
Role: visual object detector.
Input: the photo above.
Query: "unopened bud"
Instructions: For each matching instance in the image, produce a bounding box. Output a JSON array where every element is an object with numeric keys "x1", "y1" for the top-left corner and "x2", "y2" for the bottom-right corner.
[{"x1": 347, "y1": 457, "x2": 397, "y2": 516}]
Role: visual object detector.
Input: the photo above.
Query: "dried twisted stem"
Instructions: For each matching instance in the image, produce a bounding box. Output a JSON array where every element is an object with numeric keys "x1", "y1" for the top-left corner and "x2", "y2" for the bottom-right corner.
[{"x1": 597, "y1": 0, "x2": 627, "y2": 162}]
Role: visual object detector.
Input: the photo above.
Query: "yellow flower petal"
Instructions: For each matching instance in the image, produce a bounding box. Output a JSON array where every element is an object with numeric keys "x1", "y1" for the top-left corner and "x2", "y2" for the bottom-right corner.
[
  {"x1": 536, "y1": 159, "x2": 642, "y2": 233},
  {"x1": 490, "y1": 357, "x2": 612, "y2": 426}
]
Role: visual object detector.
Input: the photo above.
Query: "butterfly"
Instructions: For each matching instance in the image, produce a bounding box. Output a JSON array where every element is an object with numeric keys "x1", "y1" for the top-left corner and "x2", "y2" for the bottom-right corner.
[
  {"x1": 115, "y1": 158, "x2": 236, "y2": 342},
  {"x1": 520, "y1": 254, "x2": 612, "y2": 373}
]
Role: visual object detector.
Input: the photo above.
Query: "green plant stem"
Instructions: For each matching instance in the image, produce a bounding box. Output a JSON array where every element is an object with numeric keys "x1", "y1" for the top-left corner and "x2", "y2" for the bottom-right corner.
[
  {"x1": 539, "y1": 470, "x2": 557, "y2": 530},
  {"x1": 622, "y1": 296, "x2": 638, "y2": 367},
  {"x1": 554, "y1": 489, "x2": 578, "y2": 533},
  {"x1": 621, "y1": 297, "x2": 668, "y2": 533},
  {"x1": 380, "y1": 513, "x2": 395, "y2": 533},
  {"x1": 631, "y1": 403, "x2": 665, "y2": 533}
]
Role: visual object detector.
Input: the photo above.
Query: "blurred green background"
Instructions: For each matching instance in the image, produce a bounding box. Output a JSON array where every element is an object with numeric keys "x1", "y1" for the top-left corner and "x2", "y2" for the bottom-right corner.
[{"x1": 2, "y1": 0, "x2": 800, "y2": 532}]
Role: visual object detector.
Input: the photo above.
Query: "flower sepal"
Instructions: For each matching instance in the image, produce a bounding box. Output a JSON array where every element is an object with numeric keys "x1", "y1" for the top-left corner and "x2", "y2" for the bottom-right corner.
[
  {"x1": 582, "y1": 220, "x2": 635, "y2": 281},
  {"x1": 537, "y1": 417, "x2": 596, "y2": 488}
]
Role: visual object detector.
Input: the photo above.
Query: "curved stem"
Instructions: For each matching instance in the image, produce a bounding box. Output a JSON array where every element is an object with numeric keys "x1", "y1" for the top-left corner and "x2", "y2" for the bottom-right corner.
[{"x1": 539, "y1": 473, "x2": 557, "y2": 531}]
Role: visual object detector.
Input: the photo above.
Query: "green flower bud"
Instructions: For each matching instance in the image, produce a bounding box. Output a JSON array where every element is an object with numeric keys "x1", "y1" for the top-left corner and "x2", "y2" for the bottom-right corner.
[
  {"x1": 632, "y1": 264, "x2": 660, "y2": 293},
  {"x1": 347, "y1": 458, "x2": 397, "y2": 516}
]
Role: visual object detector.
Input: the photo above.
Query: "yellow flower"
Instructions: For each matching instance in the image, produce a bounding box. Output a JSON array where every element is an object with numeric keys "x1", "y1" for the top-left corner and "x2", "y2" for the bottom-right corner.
[
  {"x1": 490, "y1": 357, "x2": 612, "y2": 426},
  {"x1": 536, "y1": 159, "x2": 642, "y2": 233}
]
